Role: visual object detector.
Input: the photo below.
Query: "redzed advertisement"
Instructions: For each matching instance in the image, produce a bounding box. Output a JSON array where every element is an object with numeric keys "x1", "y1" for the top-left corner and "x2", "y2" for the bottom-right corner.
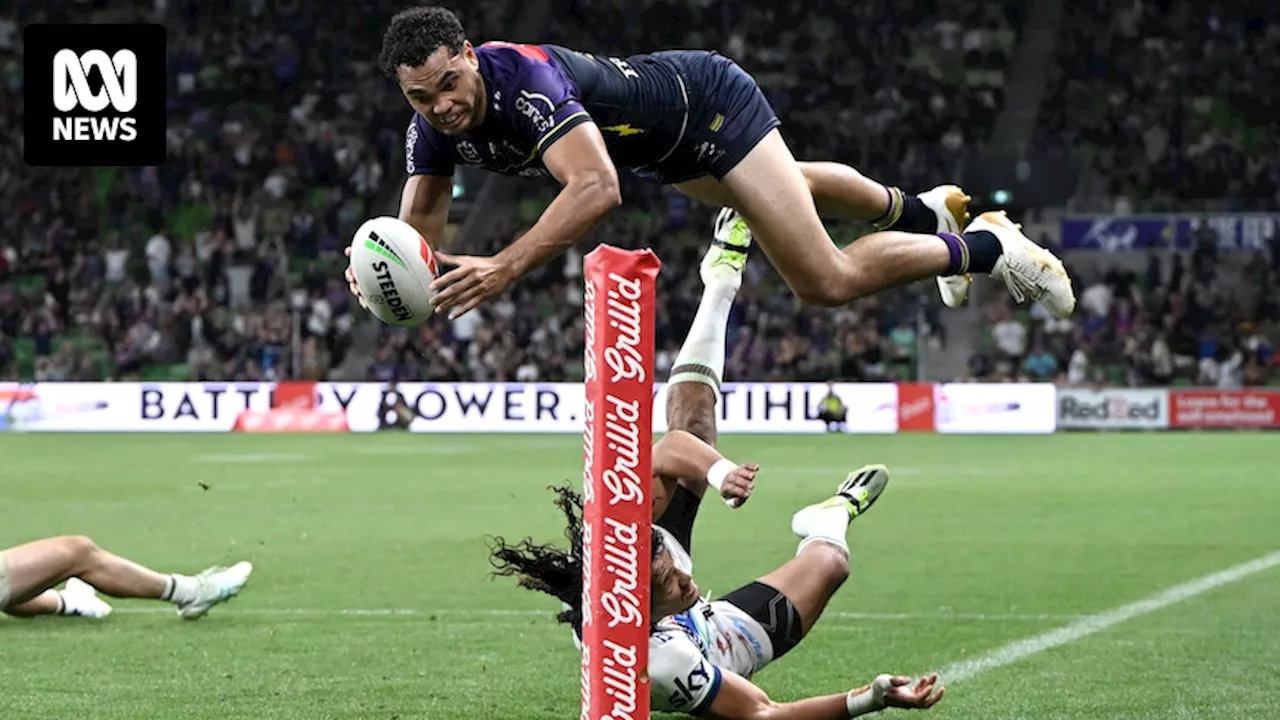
[{"x1": 1169, "y1": 390, "x2": 1280, "y2": 429}]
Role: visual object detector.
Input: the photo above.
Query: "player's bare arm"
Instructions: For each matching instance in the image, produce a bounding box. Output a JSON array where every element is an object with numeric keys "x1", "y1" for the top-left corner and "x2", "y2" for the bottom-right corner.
[
  {"x1": 704, "y1": 670, "x2": 944, "y2": 720},
  {"x1": 430, "y1": 122, "x2": 621, "y2": 318},
  {"x1": 399, "y1": 173, "x2": 453, "y2": 249},
  {"x1": 653, "y1": 429, "x2": 757, "y2": 507}
]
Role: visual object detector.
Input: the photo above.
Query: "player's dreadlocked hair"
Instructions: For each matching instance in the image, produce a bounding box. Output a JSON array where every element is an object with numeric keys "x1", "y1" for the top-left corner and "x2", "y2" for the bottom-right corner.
[
  {"x1": 379, "y1": 6, "x2": 467, "y2": 77},
  {"x1": 488, "y1": 485, "x2": 664, "y2": 635}
]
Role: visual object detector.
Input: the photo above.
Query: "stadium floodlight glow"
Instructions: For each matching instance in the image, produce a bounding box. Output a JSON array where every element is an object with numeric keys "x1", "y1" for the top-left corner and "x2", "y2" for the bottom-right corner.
[{"x1": 581, "y1": 245, "x2": 661, "y2": 720}]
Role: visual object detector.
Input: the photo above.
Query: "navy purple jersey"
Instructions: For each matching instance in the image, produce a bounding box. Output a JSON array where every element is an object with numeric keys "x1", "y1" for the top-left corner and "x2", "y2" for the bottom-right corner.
[{"x1": 405, "y1": 42, "x2": 781, "y2": 185}]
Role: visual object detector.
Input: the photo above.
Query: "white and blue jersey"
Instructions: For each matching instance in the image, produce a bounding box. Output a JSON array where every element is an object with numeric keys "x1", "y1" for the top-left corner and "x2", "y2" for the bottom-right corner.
[{"x1": 646, "y1": 526, "x2": 778, "y2": 715}]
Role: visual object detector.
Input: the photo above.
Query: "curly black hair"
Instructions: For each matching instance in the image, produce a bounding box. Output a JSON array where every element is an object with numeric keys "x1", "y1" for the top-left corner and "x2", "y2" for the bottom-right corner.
[
  {"x1": 488, "y1": 485, "x2": 664, "y2": 635},
  {"x1": 379, "y1": 6, "x2": 467, "y2": 77}
]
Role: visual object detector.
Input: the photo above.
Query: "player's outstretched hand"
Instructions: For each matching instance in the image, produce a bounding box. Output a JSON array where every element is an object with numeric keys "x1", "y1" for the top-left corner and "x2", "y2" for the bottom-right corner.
[
  {"x1": 720, "y1": 462, "x2": 758, "y2": 508},
  {"x1": 880, "y1": 673, "x2": 945, "y2": 710},
  {"x1": 429, "y1": 252, "x2": 515, "y2": 320},
  {"x1": 344, "y1": 246, "x2": 368, "y2": 310}
]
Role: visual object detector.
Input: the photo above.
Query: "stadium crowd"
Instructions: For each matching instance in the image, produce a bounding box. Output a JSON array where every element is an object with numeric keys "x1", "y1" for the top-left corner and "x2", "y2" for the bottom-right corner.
[
  {"x1": 1038, "y1": 0, "x2": 1280, "y2": 210},
  {"x1": 1, "y1": 0, "x2": 1276, "y2": 388},
  {"x1": 969, "y1": 240, "x2": 1280, "y2": 388}
]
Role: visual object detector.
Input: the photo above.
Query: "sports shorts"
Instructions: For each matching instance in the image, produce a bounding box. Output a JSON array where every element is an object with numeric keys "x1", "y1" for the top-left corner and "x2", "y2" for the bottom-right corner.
[
  {"x1": 639, "y1": 50, "x2": 782, "y2": 185},
  {"x1": 655, "y1": 484, "x2": 804, "y2": 662}
]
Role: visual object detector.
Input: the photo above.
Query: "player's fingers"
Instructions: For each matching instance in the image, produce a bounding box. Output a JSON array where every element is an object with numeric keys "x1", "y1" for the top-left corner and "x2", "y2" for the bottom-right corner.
[
  {"x1": 430, "y1": 266, "x2": 472, "y2": 291},
  {"x1": 922, "y1": 685, "x2": 945, "y2": 707},
  {"x1": 432, "y1": 272, "x2": 481, "y2": 305},
  {"x1": 344, "y1": 246, "x2": 352, "y2": 257},
  {"x1": 445, "y1": 284, "x2": 490, "y2": 319}
]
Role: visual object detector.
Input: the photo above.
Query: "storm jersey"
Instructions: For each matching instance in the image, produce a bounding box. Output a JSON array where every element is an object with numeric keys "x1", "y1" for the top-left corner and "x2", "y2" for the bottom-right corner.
[{"x1": 406, "y1": 42, "x2": 781, "y2": 185}]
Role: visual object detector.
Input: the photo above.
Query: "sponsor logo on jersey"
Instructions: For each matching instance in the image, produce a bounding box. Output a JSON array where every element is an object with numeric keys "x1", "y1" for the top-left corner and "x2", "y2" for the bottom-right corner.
[
  {"x1": 515, "y1": 89, "x2": 555, "y2": 134},
  {"x1": 667, "y1": 659, "x2": 712, "y2": 709},
  {"x1": 405, "y1": 120, "x2": 419, "y2": 174},
  {"x1": 602, "y1": 124, "x2": 645, "y2": 137}
]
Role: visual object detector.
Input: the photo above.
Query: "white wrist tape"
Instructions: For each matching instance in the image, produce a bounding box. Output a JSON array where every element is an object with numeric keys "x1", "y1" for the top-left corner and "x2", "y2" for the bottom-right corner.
[
  {"x1": 705, "y1": 458, "x2": 742, "y2": 508},
  {"x1": 845, "y1": 675, "x2": 891, "y2": 717}
]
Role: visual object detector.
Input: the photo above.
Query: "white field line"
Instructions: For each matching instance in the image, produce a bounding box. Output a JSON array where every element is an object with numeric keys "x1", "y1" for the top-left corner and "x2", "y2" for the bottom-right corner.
[
  {"x1": 106, "y1": 607, "x2": 1079, "y2": 622},
  {"x1": 936, "y1": 549, "x2": 1280, "y2": 683}
]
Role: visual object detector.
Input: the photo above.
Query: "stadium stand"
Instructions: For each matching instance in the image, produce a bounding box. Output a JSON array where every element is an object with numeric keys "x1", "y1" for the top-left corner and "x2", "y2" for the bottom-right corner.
[{"x1": 2, "y1": 0, "x2": 1275, "y2": 388}]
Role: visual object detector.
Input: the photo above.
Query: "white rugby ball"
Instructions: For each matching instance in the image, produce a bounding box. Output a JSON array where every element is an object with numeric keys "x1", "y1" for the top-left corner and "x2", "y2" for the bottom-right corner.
[{"x1": 349, "y1": 216, "x2": 440, "y2": 327}]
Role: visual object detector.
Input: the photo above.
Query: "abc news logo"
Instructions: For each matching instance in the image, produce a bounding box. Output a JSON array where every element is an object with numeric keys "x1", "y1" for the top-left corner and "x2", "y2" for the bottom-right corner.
[
  {"x1": 24, "y1": 24, "x2": 166, "y2": 167},
  {"x1": 53, "y1": 49, "x2": 139, "y2": 142}
]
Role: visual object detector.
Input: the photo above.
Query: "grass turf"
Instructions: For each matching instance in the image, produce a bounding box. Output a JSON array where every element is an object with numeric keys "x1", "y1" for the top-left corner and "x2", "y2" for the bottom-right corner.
[{"x1": 1, "y1": 432, "x2": 1277, "y2": 719}]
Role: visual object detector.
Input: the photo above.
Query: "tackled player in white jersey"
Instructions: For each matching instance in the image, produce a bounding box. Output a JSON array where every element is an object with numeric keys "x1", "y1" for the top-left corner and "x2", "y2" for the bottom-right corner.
[{"x1": 489, "y1": 220, "x2": 944, "y2": 718}]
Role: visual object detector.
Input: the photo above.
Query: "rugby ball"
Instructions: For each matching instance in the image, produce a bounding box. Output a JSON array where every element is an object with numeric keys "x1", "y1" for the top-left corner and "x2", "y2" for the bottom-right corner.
[{"x1": 349, "y1": 216, "x2": 440, "y2": 327}]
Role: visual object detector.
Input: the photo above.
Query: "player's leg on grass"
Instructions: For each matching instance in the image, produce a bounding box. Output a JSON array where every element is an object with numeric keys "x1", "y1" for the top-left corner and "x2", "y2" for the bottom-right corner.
[
  {"x1": 723, "y1": 465, "x2": 889, "y2": 649},
  {"x1": 0, "y1": 536, "x2": 253, "y2": 620}
]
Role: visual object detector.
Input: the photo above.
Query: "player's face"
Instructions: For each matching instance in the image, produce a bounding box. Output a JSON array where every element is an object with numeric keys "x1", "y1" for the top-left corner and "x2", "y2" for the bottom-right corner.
[
  {"x1": 651, "y1": 546, "x2": 699, "y2": 618},
  {"x1": 396, "y1": 42, "x2": 486, "y2": 135}
]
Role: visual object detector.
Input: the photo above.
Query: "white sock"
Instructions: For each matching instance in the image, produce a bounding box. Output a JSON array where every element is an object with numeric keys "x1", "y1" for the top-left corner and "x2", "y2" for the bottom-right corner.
[
  {"x1": 667, "y1": 277, "x2": 738, "y2": 394},
  {"x1": 162, "y1": 574, "x2": 200, "y2": 605},
  {"x1": 797, "y1": 505, "x2": 852, "y2": 557}
]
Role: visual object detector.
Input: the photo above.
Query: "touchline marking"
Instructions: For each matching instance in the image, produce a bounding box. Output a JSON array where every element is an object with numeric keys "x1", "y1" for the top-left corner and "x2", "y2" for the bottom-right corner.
[
  {"x1": 936, "y1": 549, "x2": 1280, "y2": 683},
  {"x1": 105, "y1": 607, "x2": 1076, "y2": 622}
]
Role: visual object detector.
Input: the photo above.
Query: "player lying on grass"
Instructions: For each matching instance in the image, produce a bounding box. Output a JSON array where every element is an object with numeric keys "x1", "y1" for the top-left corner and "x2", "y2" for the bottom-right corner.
[
  {"x1": 489, "y1": 234, "x2": 944, "y2": 718},
  {"x1": 0, "y1": 535, "x2": 253, "y2": 620},
  {"x1": 354, "y1": 6, "x2": 1074, "y2": 322}
]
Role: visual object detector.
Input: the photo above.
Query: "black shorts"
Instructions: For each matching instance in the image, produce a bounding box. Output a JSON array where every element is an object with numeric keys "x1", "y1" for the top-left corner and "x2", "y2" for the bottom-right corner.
[
  {"x1": 639, "y1": 50, "x2": 781, "y2": 185},
  {"x1": 721, "y1": 581, "x2": 804, "y2": 660},
  {"x1": 656, "y1": 484, "x2": 805, "y2": 659}
]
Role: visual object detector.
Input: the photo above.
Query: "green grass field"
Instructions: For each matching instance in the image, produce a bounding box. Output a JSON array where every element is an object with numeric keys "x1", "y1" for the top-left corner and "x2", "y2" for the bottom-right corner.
[{"x1": 2, "y1": 433, "x2": 1278, "y2": 719}]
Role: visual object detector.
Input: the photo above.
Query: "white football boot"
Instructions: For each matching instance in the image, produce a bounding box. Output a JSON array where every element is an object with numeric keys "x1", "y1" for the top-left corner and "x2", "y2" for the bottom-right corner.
[
  {"x1": 918, "y1": 185, "x2": 974, "y2": 308},
  {"x1": 61, "y1": 577, "x2": 113, "y2": 619},
  {"x1": 791, "y1": 464, "x2": 891, "y2": 538},
  {"x1": 176, "y1": 561, "x2": 254, "y2": 620},
  {"x1": 967, "y1": 211, "x2": 1076, "y2": 318}
]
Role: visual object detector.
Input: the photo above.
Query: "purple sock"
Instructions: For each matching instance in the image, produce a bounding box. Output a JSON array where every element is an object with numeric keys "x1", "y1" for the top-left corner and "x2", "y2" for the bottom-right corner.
[{"x1": 937, "y1": 232, "x2": 970, "y2": 276}]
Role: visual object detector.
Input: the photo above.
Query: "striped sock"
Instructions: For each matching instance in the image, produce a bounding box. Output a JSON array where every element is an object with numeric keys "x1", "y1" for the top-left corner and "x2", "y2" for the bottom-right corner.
[{"x1": 667, "y1": 279, "x2": 737, "y2": 397}]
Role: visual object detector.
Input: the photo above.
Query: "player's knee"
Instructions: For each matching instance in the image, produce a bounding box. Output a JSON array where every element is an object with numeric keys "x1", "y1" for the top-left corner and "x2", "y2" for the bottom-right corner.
[
  {"x1": 813, "y1": 543, "x2": 850, "y2": 587},
  {"x1": 58, "y1": 535, "x2": 100, "y2": 568}
]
